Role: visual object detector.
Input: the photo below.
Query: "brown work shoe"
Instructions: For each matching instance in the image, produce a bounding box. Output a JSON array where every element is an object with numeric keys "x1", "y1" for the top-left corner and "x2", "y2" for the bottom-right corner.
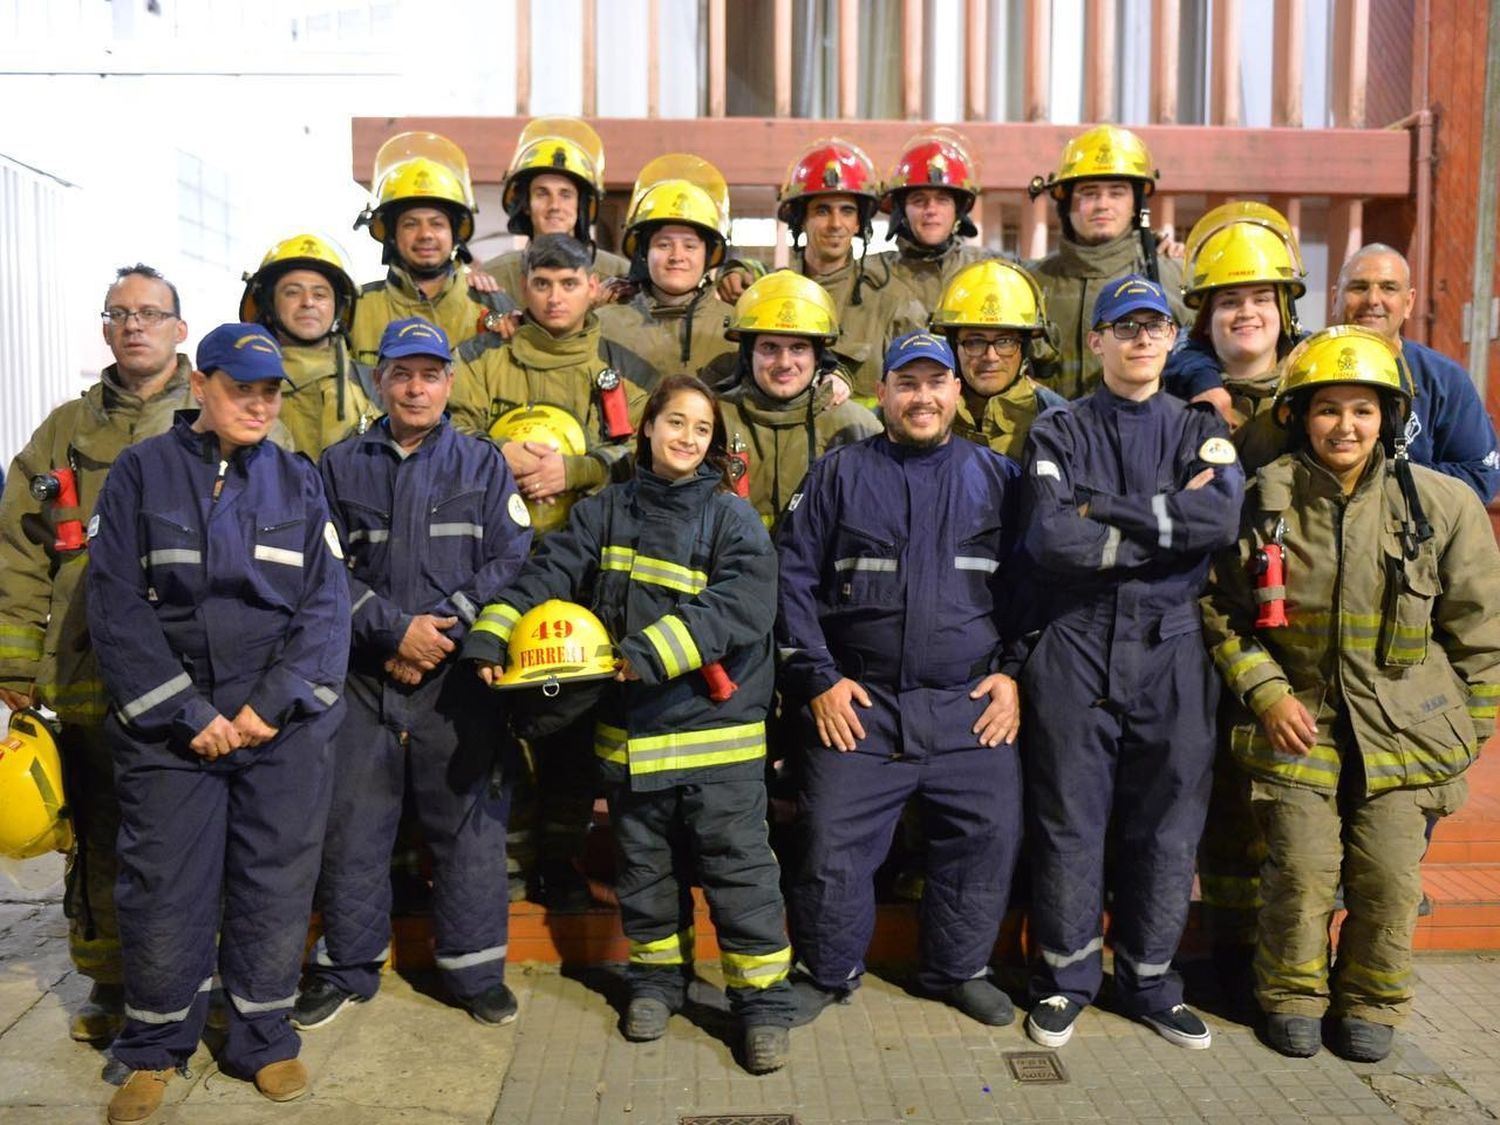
[
  {"x1": 71, "y1": 981, "x2": 125, "y2": 1043},
  {"x1": 254, "y1": 1058, "x2": 309, "y2": 1102},
  {"x1": 106, "y1": 1068, "x2": 174, "y2": 1124}
]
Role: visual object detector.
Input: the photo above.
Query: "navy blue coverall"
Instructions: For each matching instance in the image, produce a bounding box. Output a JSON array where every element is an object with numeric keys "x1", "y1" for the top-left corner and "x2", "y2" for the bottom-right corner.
[
  {"x1": 776, "y1": 434, "x2": 1025, "y2": 996},
  {"x1": 1019, "y1": 388, "x2": 1242, "y2": 1016},
  {"x1": 86, "y1": 414, "x2": 349, "y2": 1075},
  {"x1": 313, "y1": 417, "x2": 531, "y2": 1003}
]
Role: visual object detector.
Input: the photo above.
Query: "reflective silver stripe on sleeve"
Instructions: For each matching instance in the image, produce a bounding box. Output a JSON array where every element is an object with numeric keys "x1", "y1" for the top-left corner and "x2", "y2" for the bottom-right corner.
[
  {"x1": 1099, "y1": 526, "x2": 1121, "y2": 570},
  {"x1": 1152, "y1": 493, "x2": 1173, "y2": 548},
  {"x1": 451, "y1": 591, "x2": 478, "y2": 625},
  {"x1": 346, "y1": 528, "x2": 389, "y2": 544},
  {"x1": 833, "y1": 557, "x2": 898, "y2": 573},
  {"x1": 1039, "y1": 935, "x2": 1105, "y2": 970},
  {"x1": 433, "y1": 944, "x2": 508, "y2": 971},
  {"x1": 124, "y1": 977, "x2": 213, "y2": 1024},
  {"x1": 119, "y1": 671, "x2": 194, "y2": 722},
  {"x1": 954, "y1": 556, "x2": 999, "y2": 573},
  {"x1": 229, "y1": 990, "x2": 297, "y2": 1015},
  {"x1": 253, "y1": 545, "x2": 304, "y2": 568},
  {"x1": 431, "y1": 522, "x2": 484, "y2": 539},
  {"x1": 351, "y1": 589, "x2": 375, "y2": 615},
  {"x1": 139, "y1": 549, "x2": 203, "y2": 568},
  {"x1": 310, "y1": 684, "x2": 339, "y2": 707},
  {"x1": 777, "y1": 646, "x2": 802, "y2": 660}
]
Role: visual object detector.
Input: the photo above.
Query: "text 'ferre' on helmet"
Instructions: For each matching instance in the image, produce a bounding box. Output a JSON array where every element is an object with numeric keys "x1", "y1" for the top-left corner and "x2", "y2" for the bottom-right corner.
[
  {"x1": 360, "y1": 131, "x2": 477, "y2": 245},
  {"x1": 931, "y1": 259, "x2": 1049, "y2": 334},
  {"x1": 777, "y1": 137, "x2": 880, "y2": 228},
  {"x1": 724, "y1": 270, "x2": 840, "y2": 345},
  {"x1": 1030, "y1": 124, "x2": 1159, "y2": 200},
  {"x1": 0, "y1": 710, "x2": 72, "y2": 861},
  {"x1": 1273, "y1": 325, "x2": 1414, "y2": 425},
  {"x1": 239, "y1": 232, "x2": 358, "y2": 334},
  {"x1": 1183, "y1": 203, "x2": 1307, "y2": 308},
  {"x1": 880, "y1": 127, "x2": 981, "y2": 212},
  {"x1": 487, "y1": 599, "x2": 618, "y2": 692},
  {"x1": 502, "y1": 116, "x2": 606, "y2": 232},
  {"x1": 488, "y1": 404, "x2": 588, "y2": 535},
  {"x1": 621, "y1": 154, "x2": 732, "y2": 266}
]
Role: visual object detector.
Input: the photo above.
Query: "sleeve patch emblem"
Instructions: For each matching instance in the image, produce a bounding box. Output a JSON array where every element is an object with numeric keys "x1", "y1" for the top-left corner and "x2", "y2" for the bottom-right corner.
[
  {"x1": 508, "y1": 492, "x2": 532, "y2": 528},
  {"x1": 323, "y1": 521, "x2": 345, "y2": 560},
  {"x1": 1198, "y1": 437, "x2": 1237, "y2": 465},
  {"x1": 1034, "y1": 459, "x2": 1062, "y2": 481}
]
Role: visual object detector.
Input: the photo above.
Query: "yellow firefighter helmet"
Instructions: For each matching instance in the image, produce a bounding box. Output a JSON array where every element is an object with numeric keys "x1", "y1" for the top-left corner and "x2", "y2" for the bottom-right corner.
[
  {"x1": 489, "y1": 599, "x2": 618, "y2": 691},
  {"x1": 0, "y1": 710, "x2": 72, "y2": 860},
  {"x1": 1183, "y1": 202, "x2": 1303, "y2": 282},
  {"x1": 1033, "y1": 124, "x2": 1159, "y2": 199},
  {"x1": 489, "y1": 404, "x2": 588, "y2": 535},
  {"x1": 724, "y1": 270, "x2": 839, "y2": 344},
  {"x1": 502, "y1": 116, "x2": 606, "y2": 235},
  {"x1": 1274, "y1": 325, "x2": 1414, "y2": 425},
  {"x1": 621, "y1": 154, "x2": 731, "y2": 267},
  {"x1": 361, "y1": 131, "x2": 477, "y2": 245},
  {"x1": 1183, "y1": 206, "x2": 1307, "y2": 308},
  {"x1": 238, "y1": 232, "x2": 358, "y2": 335},
  {"x1": 931, "y1": 259, "x2": 1049, "y2": 334}
]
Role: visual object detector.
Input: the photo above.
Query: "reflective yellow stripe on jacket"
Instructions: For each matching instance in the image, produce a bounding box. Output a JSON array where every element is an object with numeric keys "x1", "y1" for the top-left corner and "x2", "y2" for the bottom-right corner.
[
  {"x1": 471, "y1": 603, "x2": 522, "y2": 646},
  {"x1": 595, "y1": 721, "x2": 766, "y2": 775},
  {"x1": 600, "y1": 546, "x2": 707, "y2": 596},
  {"x1": 0, "y1": 623, "x2": 44, "y2": 663}
]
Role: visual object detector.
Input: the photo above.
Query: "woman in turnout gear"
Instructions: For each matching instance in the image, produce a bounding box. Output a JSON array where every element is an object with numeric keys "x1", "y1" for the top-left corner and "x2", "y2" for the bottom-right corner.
[
  {"x1": 461, "y1": 374, "x2": 796, "y2": 1075},
  {"x1": 85, "y1": 324, "x2": 350, "y2": 1122},
  {"x1": 1200, "y1": 326, "x2": 1500, "y2": 1062}
]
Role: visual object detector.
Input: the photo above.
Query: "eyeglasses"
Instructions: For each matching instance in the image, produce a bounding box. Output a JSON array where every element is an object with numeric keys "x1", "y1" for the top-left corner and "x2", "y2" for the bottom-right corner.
[
  {"x1": 101, "y1": 308, "x2": 178, "y2": 327},
  {"x1": 1104, "y1": 318, "x2": 1173, "y2": 341},
  {"x1": 958, "y1": 335, "x2": 1023, "y2": 358}
]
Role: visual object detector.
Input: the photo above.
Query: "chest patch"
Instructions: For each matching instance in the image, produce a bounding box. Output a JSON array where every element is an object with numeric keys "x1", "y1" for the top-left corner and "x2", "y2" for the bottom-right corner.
[
  {"x1": 1198, "y1": 437, "x2": 1237, "y2": 465},
  {"x1": 787, "y1": 493, "x2": 803, "y2": 512}
]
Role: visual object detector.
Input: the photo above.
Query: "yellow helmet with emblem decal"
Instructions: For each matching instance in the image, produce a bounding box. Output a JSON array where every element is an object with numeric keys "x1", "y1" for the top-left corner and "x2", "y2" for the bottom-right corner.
[
  {"x1": 931, "y1": 260, "x2": 1049, "y2": 335},
  {"x1": 359, "y1": 131, "x2": 477, "y2": 247},
  {"x1": 724, "y1": 270, "x2": 839, "y2": 345},
  {"x1": 1032, "y1": 124, "x2": 1159, "y2": 199},
  {"x1": 239, "y1": 233, "x2": 358, "y2": 336},
  {"x1": 488, "y1": 404, "x2": 588, "y2": 535},
  {"x1": 0, "y1": 710, "x2": 72, "y2": 860},
  {"x1": 1274, "y1": 325, "x2": 1413, "y2": 425},
  {"x1": 621, "y1": 154, "x2": 731, "y2": 268},
  {"x1": 502, "y1": 116, "x2": 606, "y2": 240},
  {"x1": 490, "y1": 599, "x2": 618, "y2": 691},
  {"x1": 1183, "y1": 203, "x2": 1306, "y2": 309}
]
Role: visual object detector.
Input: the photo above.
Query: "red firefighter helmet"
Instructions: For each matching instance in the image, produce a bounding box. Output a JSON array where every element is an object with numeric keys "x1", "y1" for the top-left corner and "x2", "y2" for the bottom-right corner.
[
  {"x1": 880, "y1": 128, "x2": 981, "y2": 213},
  {"x1": 777, "y1": 138, "x2": 880, "y2": 238}
]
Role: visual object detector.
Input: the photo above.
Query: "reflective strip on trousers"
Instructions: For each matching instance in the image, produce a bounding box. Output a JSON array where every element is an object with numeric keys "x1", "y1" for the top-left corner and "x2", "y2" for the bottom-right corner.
[
  {"x1": 230, "y1": 989, "x2": 297, "y2": 1015},
  {"x1": 721, "y1": 945, "x2": 791, "y2": 990},
  {"x1": 434, "y1": 944, "x2": 508, "y2": 972},
  {"x1": 125, "y1": 977, "x2": 213, "y2": 1024},
  {"x1": 630, "y1": 928, "x2": 694, "y2": 966},
  {"x1": 1039, "y1": 935, "x2": 1104, "y2": 970}
]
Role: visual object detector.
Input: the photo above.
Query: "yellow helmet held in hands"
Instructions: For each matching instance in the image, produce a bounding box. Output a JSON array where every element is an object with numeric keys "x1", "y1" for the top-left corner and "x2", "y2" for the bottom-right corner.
[
  {"x1": 0, "y1": 710, "x2": 72, "y2": 860},
  {"x1": 490, "y1": 600, "x2": 618, "y2": 691},
  {"x1": 239, "y1": 232, "x2": 358, "y2": 335},
  {"x1": 502, "y1": 117, "x2": 606, "y2": 238},
  {"x1": 931, "y1": 260, "x2": 1049, "y2": 334},
  {"x1": 621, "y1": 154, "x2": 731, "y2": 267},
  {"x1": 361, "y1": 131, "x2": 477, "y2": 246},
  {"x1": 489, "y1": 404, "x2": 588, "y2": 535},
  {"x1": 1274, "y1": 325, "x2": 1413, "y2": 426},
  {"x1": 724, "y1": 270, "x2": 839, "y2": 344},
  {"x1": 1032, "y1": 124, "x2": 1159, "y2": 200}
]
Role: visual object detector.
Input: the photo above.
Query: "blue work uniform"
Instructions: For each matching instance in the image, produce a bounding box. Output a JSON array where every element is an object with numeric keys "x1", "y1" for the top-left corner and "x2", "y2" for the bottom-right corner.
[
  {"x1": 85, "y1": 414, "x2": 349, "y2": 1076},
  {"x1": 1019, "y1": 388, "x2": 1242, "y2": 1016},
  {"x1": 776, "y1": 434, "x2": 1025, "y2": 996},
  {"x1": 312, "y1": 417, "x2": 532, "y2": 1004}
]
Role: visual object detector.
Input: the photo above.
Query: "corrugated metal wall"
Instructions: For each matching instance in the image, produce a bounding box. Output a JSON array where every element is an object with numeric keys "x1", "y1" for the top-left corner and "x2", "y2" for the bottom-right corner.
[{"x1": 0, "y1": 154, "x2": 81, "y2": 471}]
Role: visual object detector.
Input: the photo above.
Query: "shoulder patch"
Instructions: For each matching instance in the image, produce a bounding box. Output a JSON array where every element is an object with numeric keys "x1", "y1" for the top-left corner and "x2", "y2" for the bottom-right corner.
[
  {"x1": 1033, "y1": 459, "x2": 1062, "y2": 481},
  {"x1": 323, "y1": 521, "x2": 345, "y2": 560},
  {"x1": 87, "y1": 514, "x2": 100, "y2": 540},
  {"x1": 508, "y1": 491, "x2": 532, "y2": 528},
  {"x1": 1198, "y1": 437, "x2": 1237, "y2": 465},
  {"x1": 787, "y1": 493, "x2": 803, "y2": 512}
]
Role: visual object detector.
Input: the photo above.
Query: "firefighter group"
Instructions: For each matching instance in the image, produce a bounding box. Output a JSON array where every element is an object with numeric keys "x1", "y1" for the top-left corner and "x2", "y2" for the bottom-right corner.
[{"x1": 1, "y1": 117, "x2": 1498, "y2": 1124}]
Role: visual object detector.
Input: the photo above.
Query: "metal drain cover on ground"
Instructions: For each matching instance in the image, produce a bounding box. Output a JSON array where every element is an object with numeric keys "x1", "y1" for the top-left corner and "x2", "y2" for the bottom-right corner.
[
  {"x1": 1004, "y1": 1050, "x2": 1068, "y2": 1084},
  {"x1": 680, "y1": 1117, "x2": 796, "y2": 1125}
]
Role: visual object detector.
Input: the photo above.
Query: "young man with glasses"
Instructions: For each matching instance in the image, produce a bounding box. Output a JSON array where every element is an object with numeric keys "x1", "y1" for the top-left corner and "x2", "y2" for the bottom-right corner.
[{"x1": 1016, "y1": 276, "x2": 1243, "y2": 1052}]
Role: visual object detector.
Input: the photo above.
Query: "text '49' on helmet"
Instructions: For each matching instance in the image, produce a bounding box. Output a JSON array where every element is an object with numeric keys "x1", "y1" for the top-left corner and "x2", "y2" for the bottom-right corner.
[
  {"x1": 488, "y1": 404, "x2": 587, "y2": 535},
  {"x1": 777, "y1": 137, "x2": 880, "y2": 238},
  {"x1": 1183, "y1": 201, "x2": 1307, "y2": 308},
  {"x1": 931, "y1": 259, "x2": 1049, "y2": 335},
  {"x1": 1273, "y1": 325, "x2": 1414, "y2": 426},
  {"x1": 0, "y1": 710, "x2": 72, "y2": 861},
  {"x1": 502, "y1": 116, "x2": 606, "y2": 238},
  {"x1": 621, "y1": 154, "x2": 732, "y2": 268},
  {"x1": 489, "y1": 600, "x2": 617, "y2": 691},
  {"x1": 359, "y1": 131, "x2": 477, "y2": 246},
  {"x1": 724, "y1": 270, "x2": 840, "y2": 345},
  {"x1": 881, "y1": 128, "x2": 981, "y2": 237},
  {"x1": 1030, "y1": 124, "x2": 1159, "y2": 201},
  {"x1": 239, "y1": 232, "x2": 358, "y2": 335}
]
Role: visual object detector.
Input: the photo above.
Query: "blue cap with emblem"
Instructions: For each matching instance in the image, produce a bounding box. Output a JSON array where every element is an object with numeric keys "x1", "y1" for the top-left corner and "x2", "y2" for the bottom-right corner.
[
  {"x1": 882, "y1": 331, "x2": 957, "y2": 378},
  {"x1": 1092, "y1": 274, "x2": 1173, "y2": 329},
  {"x1": 378, "y1": 317, "x2": 453, "y2": 362},
  {"x1": 195, "y1": 323, "x2": 288, "y2": 383}
]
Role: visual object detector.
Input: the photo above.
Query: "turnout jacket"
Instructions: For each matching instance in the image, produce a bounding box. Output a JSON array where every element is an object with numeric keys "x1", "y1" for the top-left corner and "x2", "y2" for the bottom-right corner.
[
  {"x1": 954, "y1": 372, "x2": 1068, "y2": 461},
  {"x1": 450, "y1": 315, "x2": 656, "y2": 492},
  {"x1": 775, "y1": 434, "x2": 1023, "y2": 709},
  {"x1": 1201, "y1": 449, "x2": 1500, "y2": 797},
  {"x1": 278, "y1": 338, "x2": 378, "y2": 460},
  {"x1": 866, "y1": 237, "x2": 992, "y2": 313},
  {"x1": 318, "y1": 418, "x2": 532, "y2": 671},
  {"x1": 348, "y1": 263, "x2": 513, "y2": 369},
  {"x1": 596, "y1": 283, "x2": 736, "y2": 378},
  {"x1": 85, "y1": 414, "x2": 349, "y2": 746},
  {"x1": 481, "y1": 246, "x2": 631, "y2": 303},
  {"x1": 463, "y1": 464, "x2": 777, "y2": 792}
]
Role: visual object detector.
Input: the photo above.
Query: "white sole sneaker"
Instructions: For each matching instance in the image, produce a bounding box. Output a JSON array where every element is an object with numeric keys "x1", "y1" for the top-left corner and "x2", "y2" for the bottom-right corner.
[
  {"x1": 1025, "y1": 1004, "x2": 1080, "y2": 1048},
  {"x1": 1142, "y1": 1011, "x2": 1212, "y2": 1050}
]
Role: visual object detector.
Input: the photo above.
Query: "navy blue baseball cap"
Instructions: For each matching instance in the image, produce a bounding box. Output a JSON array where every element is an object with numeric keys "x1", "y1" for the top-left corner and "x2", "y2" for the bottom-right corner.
[
  {"x1": 195, "y1": 323, "x2": 287, "y2": 383},
  {"x1": 1092, "y1": 274, "x2": 1173, "y2": 329},
  {"x1": 883, "y1": 331, "x2": 957, "y2": 378},
  {"x1": 378, "y1": 317, "x2": 453, "y2": 362}
]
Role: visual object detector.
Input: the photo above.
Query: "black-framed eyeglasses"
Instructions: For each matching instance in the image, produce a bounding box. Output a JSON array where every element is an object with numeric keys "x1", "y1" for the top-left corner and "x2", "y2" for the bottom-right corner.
[
  {"x1": 101, "y1": 308, "x2": 177, "y2": 327},
  {"x1": 958, "y1": 335, "x2": 1023, "y2": 358},
  {"x1": 1104, "y1": 318, "x2": 1173, "y2": 341}
]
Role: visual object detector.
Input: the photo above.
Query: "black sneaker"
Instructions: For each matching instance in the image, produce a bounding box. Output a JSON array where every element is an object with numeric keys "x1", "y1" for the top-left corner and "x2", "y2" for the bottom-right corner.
[
  {"x1": 1263, "y1": 1012, "x2": 1321, "y2": 1057},
  {"x1": 1141, "y1": 1003, "x2": 1212, "y2": 1050},
  {"x1": 788, "y1": 976, "x2": 852, "y2": 1028},
  {"x1": 623, "y1": 996, "x2": 671, "y2": 1041},
  {"x1": 1332, "y1": 1017, "x2": 1393, "y2": 1062},
  {"x1": 291, "y1": 979, "x2": 365, "y2": 1030},
  {"x1": 1025, "y1": 995, "x2": 1082, "y2": 1047},
  {"x1": 467, "y1": 982, "x2": 519, "y2": 1026},
  {"x1": 743, "y1": 1024, "x2": 790, "y2": 1074},
  {"x1": 943, "y1": 978, "x2": 1015, "y2": 1026}
]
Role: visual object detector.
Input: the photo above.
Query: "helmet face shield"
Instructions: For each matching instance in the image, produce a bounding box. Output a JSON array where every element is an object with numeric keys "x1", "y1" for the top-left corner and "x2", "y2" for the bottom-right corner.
[
  {"x1": 1041, "y1": 125, "x2": 1158, "y2": 199},
  {"x1": 622, "y1": 155, "x2": 732, "y2": 267},
  {"x1": 363, "y1": 131, "x2": 477, "y2": 245},
  {"x1": 503, "y1": 117, "x2": 606, "y2": 235}
]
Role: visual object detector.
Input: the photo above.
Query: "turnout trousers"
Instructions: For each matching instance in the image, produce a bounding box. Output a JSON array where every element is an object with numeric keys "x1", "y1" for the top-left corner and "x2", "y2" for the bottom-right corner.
[
  {"x1": 609, "y1": 776, "x2": 796, "y2": 1027},
  {"x1": 309, "y1": 665, "x2": 513, "y2": 1003},
  {"x1": 59, "y1": 723, "x2": 122, "y2": 984},
  {"x1": 1023, "y1": 621, "x2": 1216, "y2": 1016},
  {"x1": 107, "y1": 707, "x2": 337, "y2": 1075}
]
